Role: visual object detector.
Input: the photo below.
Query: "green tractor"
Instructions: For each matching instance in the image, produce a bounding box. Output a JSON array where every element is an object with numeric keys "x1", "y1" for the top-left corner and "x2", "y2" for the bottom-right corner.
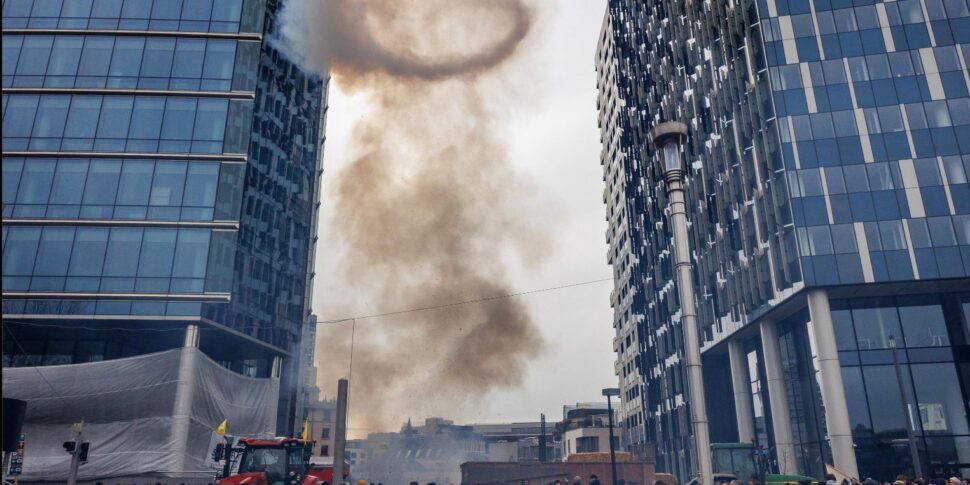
[
  {"x1": 710, "y1": 443, "x2": 817, "y2": 485},
  {"x1": 685, "y1": 443, "x2": 817, "y2": 485}
]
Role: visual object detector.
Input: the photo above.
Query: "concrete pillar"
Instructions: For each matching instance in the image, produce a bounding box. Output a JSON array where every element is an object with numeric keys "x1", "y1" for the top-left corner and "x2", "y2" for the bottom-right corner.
[
  {"x1": 760, "y1": 319, "x2": 798, "y2": 474},
  {"x1": 171, "y1": 324, "x2": 200, "y2": 473},
  {"x1": 271, "y1": 355, "x2": 283, "y2": 378},
  {"x1": 728, "y1": 338, "x2": 755, "y2": 444},
  {"x1": 333, "y1": 378, "x2": 349, "y2": 485},
  {"x1": 806, "y1": 289, "x2": 860, "y2": 478},
  {"x1": 183, "y1": 323, "x2": 199, "y2": 347}
]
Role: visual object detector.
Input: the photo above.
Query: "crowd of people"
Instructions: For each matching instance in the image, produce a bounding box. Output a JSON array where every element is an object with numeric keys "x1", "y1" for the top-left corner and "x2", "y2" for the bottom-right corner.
[
  {"x1": 828, "y1": 475, "x2": 969, "y2": 485},
  {"x1": 343, "y1": 473, "x2": 969, "y2": 485},
  {"x1": 552, "y1": 474, "x2": 604, "y2": 485},
  {"x1": 718, "y1": 474, "x2": 970, "y2": 485}
]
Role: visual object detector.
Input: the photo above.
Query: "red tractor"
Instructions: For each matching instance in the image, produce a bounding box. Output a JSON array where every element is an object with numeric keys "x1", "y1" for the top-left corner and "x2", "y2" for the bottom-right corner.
[{"x1": 215, "y1": 437, "x2": 348, "y2": 485}]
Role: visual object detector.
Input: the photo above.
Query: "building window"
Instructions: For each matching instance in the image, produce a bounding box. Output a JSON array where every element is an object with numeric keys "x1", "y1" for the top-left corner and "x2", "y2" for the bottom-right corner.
[
  {"x1": 321, "y1": 428, "x2": 329, "y2": 439},
  {"x1": 0, "y1": 0, "x2": 247, "y2": 34},
  {"x1": 910, "y1": 362, "x2": 969, "y2": 435},
  {"x1": 1, "y1": 226, "x2": 212, "y2": 293},
  {"x1": 576, "y1": 436, "x2": 599, "y2": 453},
  {"x1": 320, "y1": 445, "x2": 329, "y2": 456},
  {"x1": 2, "y1": 94, "x2": 232, "y2": 154}
]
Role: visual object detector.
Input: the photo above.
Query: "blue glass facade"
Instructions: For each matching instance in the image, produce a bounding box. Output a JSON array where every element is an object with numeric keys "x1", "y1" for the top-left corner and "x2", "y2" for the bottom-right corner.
[
  {"x1": 2, "y1": 0, "x2": 326, "y2": 435},
  {"x1": 2, "y1": 34, "x2": 253, "y2": 91},
  {"x1": 2, "y1": 0, "x2": 259, "y2": 33},
  {"x1": 598, "y1": 0, "x2": 970, "y2": 479},
  {"x1": 2, "y1": 157, "x2": 238, "y2": 221}
]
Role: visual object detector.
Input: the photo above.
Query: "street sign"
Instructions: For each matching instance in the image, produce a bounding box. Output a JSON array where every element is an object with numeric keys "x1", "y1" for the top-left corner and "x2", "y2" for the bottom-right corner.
[{"x1": 8, "y1": 433, "x2": 25, "y2": 476}]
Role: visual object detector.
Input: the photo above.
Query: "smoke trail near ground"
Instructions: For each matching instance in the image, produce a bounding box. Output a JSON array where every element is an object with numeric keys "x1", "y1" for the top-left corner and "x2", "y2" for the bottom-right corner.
[{"x1": 279, "y1": 0, "x2": 546, "y2": 431}]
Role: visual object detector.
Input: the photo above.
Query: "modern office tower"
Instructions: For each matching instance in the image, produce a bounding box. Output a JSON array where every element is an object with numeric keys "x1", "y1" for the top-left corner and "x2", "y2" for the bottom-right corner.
[
  {"x1": 596, "y1": 8, "x2": 654, "y2": 462},
  {"x1": 1, "y1": 0, "x2": 326, "y2": 479},
  {"x1": 597, "y1": 0, "x2": 970, "y2": 480}
]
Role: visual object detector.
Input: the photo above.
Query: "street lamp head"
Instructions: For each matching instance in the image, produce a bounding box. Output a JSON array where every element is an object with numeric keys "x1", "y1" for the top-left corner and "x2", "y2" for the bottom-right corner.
[
  {"x1": 602, "y1": 388, "x2": 620, "y2": 397},
  {"x1": 650, "y1": 121, "x2": 689, "y2": 175}
]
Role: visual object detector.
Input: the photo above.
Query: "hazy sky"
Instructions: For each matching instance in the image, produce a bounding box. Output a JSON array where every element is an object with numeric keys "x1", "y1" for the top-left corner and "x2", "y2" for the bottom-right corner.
[{"x1": 311, "y1": 0, "x2": 613, "y2": 432}]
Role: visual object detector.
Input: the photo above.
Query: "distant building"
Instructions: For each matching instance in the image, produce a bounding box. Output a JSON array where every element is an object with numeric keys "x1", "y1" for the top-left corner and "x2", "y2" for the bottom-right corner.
[
  {"x1": 295, "y1": 313, "x2": 338, "y2": 458},
  {"x1": 468, "y1": 421, "x2": 559, "y2": 462},
  {"x1": 305, "y1": 397, "x2": 336, "y2": 457},
  {"x1": 559, "y1": 406, "x2": 620, "y2": 461},
  {"x1": 346, "y1": 438, "x2": 371, "y2": 469},
  {"x1": 295, "y1": 315, "x2": 319, "y2": 427},
  {"x1": 351, "y1": 418, "x2": 487, "y2": 485}
]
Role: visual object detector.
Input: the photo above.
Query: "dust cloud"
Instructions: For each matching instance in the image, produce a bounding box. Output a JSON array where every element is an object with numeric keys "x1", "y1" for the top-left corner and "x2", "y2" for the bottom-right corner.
[{"x1": 278, "y1": 0, "x2": 548, "y2": 432}]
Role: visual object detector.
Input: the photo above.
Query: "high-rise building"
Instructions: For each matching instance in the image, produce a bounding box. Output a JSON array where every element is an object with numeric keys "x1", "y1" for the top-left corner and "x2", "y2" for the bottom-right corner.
[
  {"x1": 1, "y1": 0, "x2": 326, "y2": 479},
  {"x1": 597, "y1": 0, "x2": 970, "y2": 480}
]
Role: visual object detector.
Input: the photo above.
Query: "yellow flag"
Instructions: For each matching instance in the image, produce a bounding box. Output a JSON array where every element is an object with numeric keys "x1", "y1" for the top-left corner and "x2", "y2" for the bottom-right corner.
[
  {"x1": 216, "y1": 419, "x2": 227, "y2": 436},
  {"x1": 300, "y1": 419, "x2": 309, "y2": 441}
]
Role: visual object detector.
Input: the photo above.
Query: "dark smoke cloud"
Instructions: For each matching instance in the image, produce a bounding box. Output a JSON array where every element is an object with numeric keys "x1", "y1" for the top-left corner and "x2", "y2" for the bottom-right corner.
[
  {"x1": 280, "y1": 0, "x2": 531, "y2": 82},
  {"x1": 279, "y1": 0, "x2": 547, "y2": 431}
]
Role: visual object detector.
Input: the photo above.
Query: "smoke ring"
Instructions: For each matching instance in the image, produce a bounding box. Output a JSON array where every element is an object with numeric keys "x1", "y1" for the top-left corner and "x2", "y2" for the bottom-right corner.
[{"x1": 332, "y1": 0, "x2": 531, "y2": 80}]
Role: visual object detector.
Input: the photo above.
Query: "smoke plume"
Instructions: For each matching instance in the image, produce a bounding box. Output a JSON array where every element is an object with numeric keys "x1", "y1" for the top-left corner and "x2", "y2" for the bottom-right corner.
[{"x1": 279, "y1": 0, "x2": 546, "y2": 431}]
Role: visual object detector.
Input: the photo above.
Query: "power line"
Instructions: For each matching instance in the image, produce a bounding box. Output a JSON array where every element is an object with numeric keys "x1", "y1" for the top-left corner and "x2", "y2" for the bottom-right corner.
[
  {"x1": 1, "y1": 276, "x2": 614, "y2": 401},
  {"x1": 317, "y1": 276, "x2": 614, "y2": 324},
  {"x1": 3, "y1": 324, "x2": 62, "y2": 398},
  {"x1": 2, "y1": 276, "x2": 615, "y2": 334}
]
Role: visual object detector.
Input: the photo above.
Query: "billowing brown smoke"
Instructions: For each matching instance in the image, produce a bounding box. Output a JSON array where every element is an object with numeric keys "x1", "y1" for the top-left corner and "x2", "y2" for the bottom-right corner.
[{"x1": 279, "y1": 0, "x2": 546, "y2": 431}]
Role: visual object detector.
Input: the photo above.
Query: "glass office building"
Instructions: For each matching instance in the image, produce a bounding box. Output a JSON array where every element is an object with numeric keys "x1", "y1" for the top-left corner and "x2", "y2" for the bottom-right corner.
[
  {"x1": 597, "y1": 0, "x2": 970, "y2": 480},
  {"x1": 1, "y1": 0, "x2": 326, "y2": 440}
]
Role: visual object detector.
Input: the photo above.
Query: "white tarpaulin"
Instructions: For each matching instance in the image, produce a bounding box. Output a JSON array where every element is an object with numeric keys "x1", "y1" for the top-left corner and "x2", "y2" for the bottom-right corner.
[{"x1": 1, "y1": 347, "x2": 279, "y2": 482}]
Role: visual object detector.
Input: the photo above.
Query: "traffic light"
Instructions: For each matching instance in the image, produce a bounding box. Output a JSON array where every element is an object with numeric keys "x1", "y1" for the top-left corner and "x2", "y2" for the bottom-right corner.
[
  {"x1": 78, "y1": 443, "x2": 90, "y2": 463},
  {"x1": 211, "y1": 443, "x2": 225, "y2": 462},
  {"x1": 63, "y1": 441, "x2": 76, "y2": 453}
]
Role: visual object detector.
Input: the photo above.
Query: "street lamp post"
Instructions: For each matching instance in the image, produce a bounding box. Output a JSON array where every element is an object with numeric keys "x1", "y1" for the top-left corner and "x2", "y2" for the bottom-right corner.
[
  {"x1": 650, "y1": 121, "x2": 713, "y2": 485},
  {"x1": 602, "y1": 388, "x2": 620, "y2": 485},
  {"x1": 889, "y1": 334, "x2": 923, "y2": 478}
]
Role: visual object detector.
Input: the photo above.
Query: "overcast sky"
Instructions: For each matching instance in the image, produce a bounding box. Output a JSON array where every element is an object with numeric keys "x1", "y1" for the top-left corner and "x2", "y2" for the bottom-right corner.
[{"x1": 312, "y1": 0, "x2": 613, "y2": 430}]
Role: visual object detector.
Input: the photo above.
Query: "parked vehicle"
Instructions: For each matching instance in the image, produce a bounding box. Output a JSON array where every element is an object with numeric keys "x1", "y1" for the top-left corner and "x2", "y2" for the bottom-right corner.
[{"x1": 214, "y1": 437, "x2": 349, "y2": 485}]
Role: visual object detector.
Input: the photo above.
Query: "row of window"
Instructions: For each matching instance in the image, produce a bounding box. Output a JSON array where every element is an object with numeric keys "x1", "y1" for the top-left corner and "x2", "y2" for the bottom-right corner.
[
  {"x1": 785, "y1": 130, "x2": 970, "y2": 170},
  {"x1": 789, "y1": 101, "x2": 969, "y2": 144},
  {"x1": 798, "y1": 186, "x2": 968, "y2": 227},
  {"x1": 1, "y1": 0, "x2": 250, "y2": 33},
  {"x1": 2, "y1": 158, "x2": 225, "y2": 221},
  {"x1": 770, "y1": 5, "x2": 970, "y2": 43},
  {"x1": 2, "y1": 35, "x2": 254, "y2": 92},
  {"x1": 788, "y1": 156, "x2": 970, "y2": 197},
  {"x1": 831, "y1": 294, "x2": 968, "y2": 349},
  {"x1": 765, "y1": 19, "x2": 970, "y2": 66},
  {"x1": 2, "y1": 226, "x2": 212, "y2": 292},
  {"x1": 824, "y1": 295, "x2": 970, "y2": 477},
  {"x1": 801, "y1": 245, "x2": 970, "y2": 284},
  {"x1": 768, "y1": 0, "x2": 970, "y2": 34},
  {"x1": 842, "y1": 363, "x2": 969, "y2": 437},
  {"x1": 2, "y1": 94, "x2": 249, "y2": 154},
  {"x1": 780, "y1": 82, "x2": 968, "y2": 123},
  {"x1": 796, "y1": 216, "x2": 970, "y2": 258},
  {"x1": 771, "y1": 46, "x2": 968, "y2": 91},
  {"x1": 777, "y1": 81, "x2": 965, "y2": 121},
  {"x1": 2, "y1": 337, "x2": 143, "y2": 367},
  {"x1": 1, "y1": 298, "x2": 204, "y2": 317}
]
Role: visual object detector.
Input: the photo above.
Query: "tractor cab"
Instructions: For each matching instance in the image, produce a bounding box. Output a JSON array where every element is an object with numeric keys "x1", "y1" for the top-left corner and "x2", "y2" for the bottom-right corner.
[
  {"x1": 709, "y1": 443, "x2": 818, "y2": 485},
  {"x1": 218, "y1": 438, "x2": 317, "y2": 485}
]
